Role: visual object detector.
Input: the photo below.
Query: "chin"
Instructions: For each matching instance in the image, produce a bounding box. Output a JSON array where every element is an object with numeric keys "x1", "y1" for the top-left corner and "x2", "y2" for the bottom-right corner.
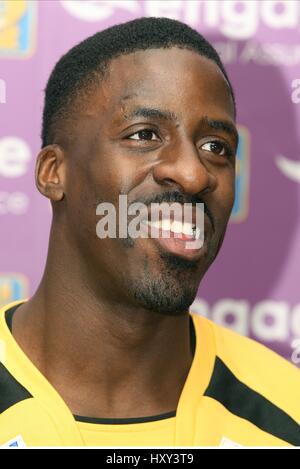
[
  {"x1": 132, "y1": 262, "x2": 200, "y2": 316},
  {"x1": 133, "y1": 290, "x2": 197, "y2": 316}
]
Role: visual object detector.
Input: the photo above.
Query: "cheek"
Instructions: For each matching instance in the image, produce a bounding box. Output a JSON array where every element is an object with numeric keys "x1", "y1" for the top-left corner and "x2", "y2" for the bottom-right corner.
[
  {"x1": 215, "y1": 171, "x2": 235, "y2": 220},
  {"x1": 89, "y1": 152, "x2": 153, "y2": 203}
]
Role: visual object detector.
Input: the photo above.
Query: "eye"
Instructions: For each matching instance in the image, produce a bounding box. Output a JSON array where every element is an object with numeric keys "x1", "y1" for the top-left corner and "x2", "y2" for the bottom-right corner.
[
  {"x1": 201, "y1": 140, "x2": 232, "y2": 158},
  {"x1": 127, "y1": 129, "x2": 160, "y2": 142}
]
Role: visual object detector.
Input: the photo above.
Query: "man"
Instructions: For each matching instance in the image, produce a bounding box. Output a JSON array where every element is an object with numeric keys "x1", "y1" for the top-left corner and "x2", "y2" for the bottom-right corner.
[{"x1": 0, "y1": 17, "x2": 299, "y2": 448}]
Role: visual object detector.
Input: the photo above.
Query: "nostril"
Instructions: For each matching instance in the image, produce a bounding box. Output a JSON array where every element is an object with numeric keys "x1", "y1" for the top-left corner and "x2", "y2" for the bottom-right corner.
[{"x1": 162, "y1": 178, "x2": 177, "y2": 186}]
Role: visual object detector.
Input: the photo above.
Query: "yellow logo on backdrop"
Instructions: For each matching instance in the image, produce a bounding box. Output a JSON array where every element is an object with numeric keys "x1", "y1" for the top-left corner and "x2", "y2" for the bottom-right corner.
[
  {"x1": 0, "y1": 0, "x2": 36, "y2": 58},
  {"x1": 0, "y1": 274, "x2": 28, "y2": 307}
]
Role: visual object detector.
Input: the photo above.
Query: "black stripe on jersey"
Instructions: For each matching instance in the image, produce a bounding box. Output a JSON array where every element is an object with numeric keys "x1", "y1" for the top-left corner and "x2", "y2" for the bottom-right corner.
[
  {"x1": 5, "y1": 303, "x2": 23, "y2": 332},
  {"x1": 204, "y1": 357, "x2": 300, "y2": 446},
  {"x1": 0, "y1": 362, "x2": 32, "y2": 414},
  {"x1": 75, "y1": 410, "x2": 176, "y2": 425}
]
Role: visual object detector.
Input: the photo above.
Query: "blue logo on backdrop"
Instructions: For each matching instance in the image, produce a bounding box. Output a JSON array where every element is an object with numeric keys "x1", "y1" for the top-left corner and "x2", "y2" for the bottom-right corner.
[
  {"x1": 230, "y1": 126, "x2": 250, "y2": 223},
  {"x1": 0, "y1": 274, "x2": 28, "y2": 307}
]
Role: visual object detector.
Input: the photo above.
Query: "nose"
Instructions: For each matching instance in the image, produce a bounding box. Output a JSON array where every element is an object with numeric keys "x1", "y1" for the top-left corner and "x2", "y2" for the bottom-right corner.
[{"x1": 152, "y1": 138, "x2": 217, "y2": 196}]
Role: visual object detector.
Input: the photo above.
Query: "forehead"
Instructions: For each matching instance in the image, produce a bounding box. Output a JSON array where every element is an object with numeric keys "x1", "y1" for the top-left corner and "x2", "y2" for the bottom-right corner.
[{"x1": 88, "y1": 47, "x2": 235, "y2": 122}]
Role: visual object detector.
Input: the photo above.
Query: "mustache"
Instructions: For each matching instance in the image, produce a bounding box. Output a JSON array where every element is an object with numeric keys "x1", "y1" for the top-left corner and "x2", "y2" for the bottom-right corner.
[{"x1": 130, "y1": 191, "x2": 215, "y2": 231}]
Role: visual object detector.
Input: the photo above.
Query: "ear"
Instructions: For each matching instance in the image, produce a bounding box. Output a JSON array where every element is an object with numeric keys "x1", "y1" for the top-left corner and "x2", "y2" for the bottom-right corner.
[{"x1": 35, "y1": 145, "x2": 66, "y2": 202}]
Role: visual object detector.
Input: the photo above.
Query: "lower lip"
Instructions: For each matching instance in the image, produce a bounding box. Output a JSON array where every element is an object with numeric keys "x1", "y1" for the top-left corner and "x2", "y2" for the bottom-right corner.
[
  {"x1": 141, "y1": 224, "x2": 206, "y2": 261},
  {"x1": 154, "y1": 235, "x2": 206, "y2": 261}
]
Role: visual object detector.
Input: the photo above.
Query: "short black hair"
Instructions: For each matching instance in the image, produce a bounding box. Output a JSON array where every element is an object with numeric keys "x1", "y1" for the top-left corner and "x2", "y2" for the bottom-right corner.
[{"x1": 41, "y1": 16, "x2": 235, "y2": 148}]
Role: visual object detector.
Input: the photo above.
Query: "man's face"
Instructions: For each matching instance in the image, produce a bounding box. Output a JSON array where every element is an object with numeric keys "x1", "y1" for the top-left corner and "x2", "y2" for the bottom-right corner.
[{"x1": 63, "y1": 47, "x2": 237, "y2": 315}]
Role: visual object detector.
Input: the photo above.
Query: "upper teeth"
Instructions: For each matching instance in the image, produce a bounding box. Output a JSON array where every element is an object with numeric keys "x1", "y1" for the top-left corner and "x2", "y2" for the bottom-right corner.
[{"x1": 146, "y1": 220, "x2": 201, "y2": 238}]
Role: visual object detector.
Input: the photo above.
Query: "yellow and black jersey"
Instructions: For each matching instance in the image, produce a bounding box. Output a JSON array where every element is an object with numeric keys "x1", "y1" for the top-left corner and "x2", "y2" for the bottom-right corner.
[{"x1": 0, "y1": 300, "x2": 299, "y2": 447}]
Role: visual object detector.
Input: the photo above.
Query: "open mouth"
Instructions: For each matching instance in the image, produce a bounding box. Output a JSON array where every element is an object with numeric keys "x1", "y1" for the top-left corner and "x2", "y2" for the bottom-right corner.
[
  {"x1": 145, "y1": 219, "x2": 201, "y2": 240},
  {"x1": 138, "y1": 206, "x2": 208, "y2": 261}
]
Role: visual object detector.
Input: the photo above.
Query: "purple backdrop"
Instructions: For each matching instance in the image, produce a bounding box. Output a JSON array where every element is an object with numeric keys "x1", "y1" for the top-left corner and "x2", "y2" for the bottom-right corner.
[{"x1": 1, "y1": 0, "x2": 300, "y2": 365}]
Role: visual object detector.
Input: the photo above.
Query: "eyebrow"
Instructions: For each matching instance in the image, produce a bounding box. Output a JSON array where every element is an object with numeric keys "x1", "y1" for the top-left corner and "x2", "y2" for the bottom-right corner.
[
  {"x1": 123, "y1": 107, "x2": 179, "y2": 123},
  {"x1": 202, "y1": 116, "x2": 239, "y2": 147},
  {"x1": 122, "y1": 106, "x2": 238, "y2": 146}
]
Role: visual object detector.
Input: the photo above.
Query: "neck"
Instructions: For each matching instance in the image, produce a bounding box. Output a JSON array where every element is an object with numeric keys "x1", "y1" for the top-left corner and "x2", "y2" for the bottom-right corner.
[{"x1": 11, "y1": 225, "x2": 194, "y2": 418}]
